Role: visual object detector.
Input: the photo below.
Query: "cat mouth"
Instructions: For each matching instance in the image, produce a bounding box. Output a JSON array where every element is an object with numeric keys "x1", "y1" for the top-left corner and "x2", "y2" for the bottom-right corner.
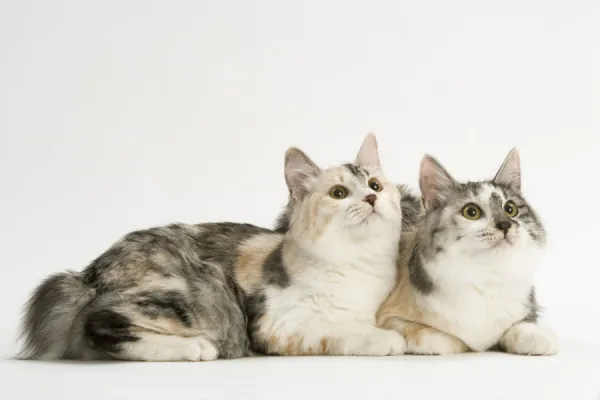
[
  {"x1": 367, "y1": 208, "x2": 381, "y2": 219},
  {"x1": 358, "y1": 209, "x2": 379, "y2": 225},
  {"x1": 490, "y1": 236, "x2": 512, "y2": 248}
]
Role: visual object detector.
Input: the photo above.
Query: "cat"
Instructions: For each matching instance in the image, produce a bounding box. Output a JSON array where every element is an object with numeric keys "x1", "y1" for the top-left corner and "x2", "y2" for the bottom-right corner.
[
  {"x1": 19, "y1": 133, "x2": 406, "y2": 361},
  {"x1": 376, "y1": 149, "x2": 559, "y2": 355}
]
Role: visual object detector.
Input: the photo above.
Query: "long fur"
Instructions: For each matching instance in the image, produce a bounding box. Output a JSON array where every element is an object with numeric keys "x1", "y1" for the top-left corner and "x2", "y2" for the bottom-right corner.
[{"x1": 20, "y1": 272, "x2": 96, "y2": 359}]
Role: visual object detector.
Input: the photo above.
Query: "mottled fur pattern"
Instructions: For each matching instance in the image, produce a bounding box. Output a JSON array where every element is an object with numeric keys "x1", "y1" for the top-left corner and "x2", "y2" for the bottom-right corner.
[
  {"x1": 20, "y1": 134, "x2": 405, "y2": 361},
  {"x1": 21, "y1": 223, "x2": 268, "y2": 360},
  {"x1": 377, "y1": 149, "x2": 559, "y2": 356}
]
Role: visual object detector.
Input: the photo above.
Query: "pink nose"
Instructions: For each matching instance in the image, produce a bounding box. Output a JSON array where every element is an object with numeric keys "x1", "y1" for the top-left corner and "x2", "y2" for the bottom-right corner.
[{"x1": 363, "y1": 194, "x2": 377, "y2": 207}]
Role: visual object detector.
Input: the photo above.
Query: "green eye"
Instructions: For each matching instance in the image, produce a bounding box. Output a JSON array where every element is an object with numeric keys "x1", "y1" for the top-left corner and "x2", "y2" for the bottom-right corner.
[
  {"x1": 462, "y1": 203, "x2": 482, "y2": 220},
  {"x1": 368, "y1": 178, "x2": 383, "y2": 192},
  {"x1": 329, "y1": 185, "x2": 349, "y2": 199},
  {"x1": 503, "y1": 201, "x2": 519, "y2": 217}
]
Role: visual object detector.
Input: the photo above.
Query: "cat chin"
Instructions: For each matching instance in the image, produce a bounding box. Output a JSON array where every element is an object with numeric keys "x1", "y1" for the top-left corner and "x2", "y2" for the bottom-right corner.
[
  {"x1": 480, "y1": 240, "x2": 542, "y2": 259},
  {"x1": 359, "y1": 210, "x2": 381, "y2": 224},
  {"x1": 352, "y1": 210, "x2": 400, "y2": 229},
  {"x1": 458, "y1": 239, "x2": 534, "y2": 257},
  {"x1": 488, "y1": 237, "x2": 515, "y2": 249},
  {"x1": 335, "y1": 216, "x2": 396, "y2": 241},
  {"x1": 464, "y1": 231, "x2": 539, "y2": 251}
]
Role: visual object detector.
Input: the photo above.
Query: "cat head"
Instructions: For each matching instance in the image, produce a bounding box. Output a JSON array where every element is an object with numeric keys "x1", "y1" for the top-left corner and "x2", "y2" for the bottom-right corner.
[
  {"x1": 418, "y1": 149, "x2": 546, "y2": 257},
  {"x1": 282, "y1": 134, "x2": 402, "y2": 244}
]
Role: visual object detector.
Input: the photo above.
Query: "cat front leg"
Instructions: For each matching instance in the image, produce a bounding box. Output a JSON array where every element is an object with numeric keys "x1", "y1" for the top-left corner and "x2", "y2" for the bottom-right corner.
[
  {"x1": 382, "y1": 317, "x2": 468, "y2": 355},
  {"x1": 335, "y1": 322, "x2": 407, "y2": 356},
  {"x1": 256, "y1": 321, "x2": 406, "y2": 356},
  {"x1": 498, "y1": 322, "x2": 559, "y2": 356}
]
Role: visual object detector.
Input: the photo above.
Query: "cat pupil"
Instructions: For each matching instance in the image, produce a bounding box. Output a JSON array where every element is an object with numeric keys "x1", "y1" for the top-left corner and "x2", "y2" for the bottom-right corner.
[
  {"x1": 369, "y1": 182, "x2": 379, "y2": 191},
  {"x1": 468, "y1": 208, "x2": 476, "y2": 216}
]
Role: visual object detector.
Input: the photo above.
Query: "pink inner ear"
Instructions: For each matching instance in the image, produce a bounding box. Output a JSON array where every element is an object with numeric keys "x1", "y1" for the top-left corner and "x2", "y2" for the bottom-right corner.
[
  {"x1": 284, "y1": 147, "x2": 321, "y2": 193},
  {"x1": 422, "y1": 182, "x2": 438, "y2": 208},
  {"x1": 420, "y1": 169, "x2": 437, "y2": 201},
  {"x1": 419, "y1": 156, "x2": 456, "y2": 209}
]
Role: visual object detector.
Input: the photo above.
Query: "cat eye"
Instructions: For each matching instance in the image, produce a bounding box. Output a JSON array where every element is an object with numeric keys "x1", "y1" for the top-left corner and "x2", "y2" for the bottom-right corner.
[
  {"x1": 462, "y1": 203, "x2": 482, "y2": 220},
  {"x1": 503, "y1": 201, "x2": 519, "y2": 217},
  {"x1": 329, "y1": 185, "x2": 349, "y2": 199},
  {"x1": 368, "y1": 178, "x2": 383, "y2": 192}
]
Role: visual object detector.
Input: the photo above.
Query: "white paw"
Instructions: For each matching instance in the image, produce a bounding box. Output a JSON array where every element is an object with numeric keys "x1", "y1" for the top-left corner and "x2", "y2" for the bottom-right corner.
[
  {"x1": 383, "y1": 329, "x2": 407, "y2": 355},
  {"x1": 194, "y1": 337, "x2": 219, "y2": 361},
  {"x1": 181, "y1": 341, "x2": 203, "y2": 361},
  {"x1": 407, "y1": 330, "x2": 466, "y2": 355},
  {"x1": 501, "y1": 323, "x2": 559, "y2": 356},
  {"x1": 179, "y1": 337, "x2": 219, "y2": 361},
  {"x1": 346, "y1": 329, "x2": 406, "y2": 356}
]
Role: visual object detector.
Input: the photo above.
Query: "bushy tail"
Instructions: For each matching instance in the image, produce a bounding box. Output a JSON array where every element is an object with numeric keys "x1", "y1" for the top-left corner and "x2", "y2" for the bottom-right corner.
[{"x1": 19, "y1": 271, "x2": 96, "y2": 360}]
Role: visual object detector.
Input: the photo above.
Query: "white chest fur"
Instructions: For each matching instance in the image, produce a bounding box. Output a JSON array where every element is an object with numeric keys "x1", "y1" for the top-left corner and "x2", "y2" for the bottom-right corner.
[
  {"x1": 263, "y1": 229, "x2": 399, "y2": 338},
  {"x1": 418, "y1": 246, "x2": 542, "y2": 351}
]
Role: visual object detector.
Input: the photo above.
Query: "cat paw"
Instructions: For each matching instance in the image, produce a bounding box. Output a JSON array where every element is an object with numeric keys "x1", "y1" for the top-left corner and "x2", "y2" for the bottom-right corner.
[
  {"x1": 341, "y1": 329, "x2": 405, "y2": 356},
  {"x1": 406, "y1": 329, "x2": 468, "y2": 355},
  {"x1": 194, "y1": 337, "x2": 219, "y2": 361},
  {"x1": 500, "y1": 323, "x2": 559, "y2": 356},
  {"x1": 382, "y1": 329, "x2": 407, "y2": 355},
  {"x1": 356, "y1": 329, "x2": 406, "y2": 356},
  {"x1": 183, "y1": 337, "x2": 218, "y2": 361}
]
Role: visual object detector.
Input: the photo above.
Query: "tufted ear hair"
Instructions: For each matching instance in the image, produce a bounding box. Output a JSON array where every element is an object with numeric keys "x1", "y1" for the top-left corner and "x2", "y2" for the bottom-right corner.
[
  {"x1": 284, "y1": 148, "x2": 321, "y2": 201},
  {"x1": 419, "y1": 154, "x2": 458, "y2": 209}
]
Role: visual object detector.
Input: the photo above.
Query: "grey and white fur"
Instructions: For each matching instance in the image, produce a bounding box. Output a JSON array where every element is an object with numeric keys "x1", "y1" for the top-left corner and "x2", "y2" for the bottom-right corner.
[
  {"x1": 20, "y1": 223, "x2": 268, "y2": 360},
  {"x1": 377, "y1": 149, "x2": 559, "y2": 355}
]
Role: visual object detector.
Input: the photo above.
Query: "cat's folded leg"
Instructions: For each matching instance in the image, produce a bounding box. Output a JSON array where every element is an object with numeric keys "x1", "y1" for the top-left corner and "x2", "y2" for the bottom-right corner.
[
  {"x1": 112, "y1": 332, "x2": 218, "y2": 362},
  {"x1": 382, "y1": 317, "x2": 468, "y2": 355},
  {"x1": 498, "y1": 322, "x2": 559, "y2": 356},
  {"x1": 261, "y1": 321, "x2": 406, "y2": 356},
  {"x1": 329, "y1": 321, "x2": 407, "y2": 356},
  {"x1": 83, "y1": 295, "x2": 219, "y2": 362}
]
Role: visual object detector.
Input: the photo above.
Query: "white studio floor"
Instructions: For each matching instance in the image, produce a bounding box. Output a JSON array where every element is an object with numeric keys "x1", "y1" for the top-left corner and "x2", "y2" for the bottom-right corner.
[{"x1": 1, "y1": 342, "x2": 599, "y2": 400}]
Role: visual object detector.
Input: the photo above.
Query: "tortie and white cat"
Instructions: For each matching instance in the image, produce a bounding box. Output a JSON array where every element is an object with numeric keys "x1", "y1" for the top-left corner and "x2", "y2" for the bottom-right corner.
[{"x1": 19, "y1": 134, "x2": 557, "y2": 360}]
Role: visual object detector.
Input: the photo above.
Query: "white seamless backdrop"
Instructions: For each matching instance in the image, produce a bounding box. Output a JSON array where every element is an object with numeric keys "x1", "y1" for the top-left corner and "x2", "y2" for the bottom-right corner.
[{"x1": 0, "y1": 1, "x2": 598, "y2": 399}]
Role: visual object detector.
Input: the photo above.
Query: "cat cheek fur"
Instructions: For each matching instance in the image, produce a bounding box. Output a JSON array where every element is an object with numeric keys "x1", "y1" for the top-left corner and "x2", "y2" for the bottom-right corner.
[
  {"x1": 373, "y1": 181, "x2": 402, "y2": 220},
  {"x1": 455, "y1": 217, "x2": 497, "y2": 251}
]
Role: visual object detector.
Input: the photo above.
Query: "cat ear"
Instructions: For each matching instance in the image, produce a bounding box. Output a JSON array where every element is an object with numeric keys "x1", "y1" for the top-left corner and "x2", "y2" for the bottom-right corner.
[
  {"x1": 419, "y1": 154, "x2": 458, "y2": 209},
  {"x1": 355, "y1": 133, "x2": 381, "y2": 168},
  {"x1": 493, "y1": 148, "x2": 521, "y2": 192},
  {"x1": 284, "y1": 148, "x2": 321, "y2": 201}
]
